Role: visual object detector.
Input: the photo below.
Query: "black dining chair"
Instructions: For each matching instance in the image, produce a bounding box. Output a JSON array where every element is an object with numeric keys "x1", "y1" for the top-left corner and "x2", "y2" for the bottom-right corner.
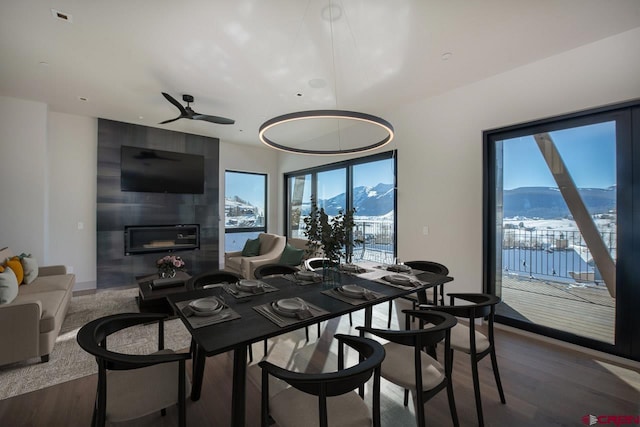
[
  {"x1": 186, "y1": 269, "x2": 257, "y2": 361},
  {"x1": 254, "y1": 263, "x2": 299, "y2": 279},
  {"x1": 186, "y1": 269, "x2": 242, "y2": 291},
  {"x1": 420, "y1": 293, "x2": 505, "y2": 427},
  {"x1": 304, "y1": 258, "x2": 353, "y2": 327},
  {"x1": 387, "y1": 260, "x2": 450, "y2": 328},
  {"x1": 258, "y1": 334, "x2": 385, "y2": 427},
  {"x1": 76, "y1": 312, "x2": 191, "y2": 427},
  {"x1": 254, "y1": 263, "x2": 315, "y2": 355},
  {"x1": 358, "y1": 310, "x2": 459, "y2": 427}
]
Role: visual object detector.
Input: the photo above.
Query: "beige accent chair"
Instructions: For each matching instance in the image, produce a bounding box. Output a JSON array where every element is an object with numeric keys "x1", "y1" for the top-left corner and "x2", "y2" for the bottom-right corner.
[
  {"x1": 224, "y1": 233, "x2": 286, "y2": 279},
  {"x1": 287, "y1": 237, "x2": 323, "y2": 260}
]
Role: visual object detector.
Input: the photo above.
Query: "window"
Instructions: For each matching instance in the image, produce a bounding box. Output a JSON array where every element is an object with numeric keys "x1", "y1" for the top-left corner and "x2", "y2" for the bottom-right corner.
[
  {"x1": 484, "y1": 100, "x2": 640, "y2": 361},
  {"x1": 225, "y1": 171, "x2": 267, "y2": 252},
  {"x1": 286, "y1": 151, "x2": 396, "y2": 263}
]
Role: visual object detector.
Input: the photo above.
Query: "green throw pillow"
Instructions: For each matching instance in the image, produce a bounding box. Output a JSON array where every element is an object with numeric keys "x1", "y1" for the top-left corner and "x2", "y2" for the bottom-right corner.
[
  {"x1": 0, "y1": 267, "x2": 19, "y2": 304},
  {"x1": 279, "y1": 244, "x2": 304, "y2": 266},
  {"x1": 241, "y1": 237, "x2": 261, "y2": 257}
]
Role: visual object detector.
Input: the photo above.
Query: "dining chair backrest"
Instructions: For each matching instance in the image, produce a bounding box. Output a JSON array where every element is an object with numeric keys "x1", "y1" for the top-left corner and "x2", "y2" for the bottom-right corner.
[
  {"x1": 254, "y1": 263, "x2": 298, "y2": 279},
  {"x1": 186, "y1": 269, "x2": 242, "y2": 291},
  {"x1": 404, "y1": 260, "x2": 449, "y2": 276},
  {"x1": 304, "y1": 257, "x2": 332, "y2": 271},
  {"x1": 258, "y1": 334, "x2": 386, "y2": 427},
  {"x1": 357, "y1": 310, "x2": 459, "y2": 427},
  {"x1": 76, "y1": 312, "x2": 191, "y2": 427},
  {"x1": 420, "y1": 293, "x2": 505, "y2": 427}
]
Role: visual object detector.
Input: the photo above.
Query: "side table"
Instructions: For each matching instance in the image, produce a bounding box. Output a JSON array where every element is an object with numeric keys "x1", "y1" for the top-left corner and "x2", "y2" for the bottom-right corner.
[{"x1": 136, "y1": 271, "x2": 192, "y2": 315}]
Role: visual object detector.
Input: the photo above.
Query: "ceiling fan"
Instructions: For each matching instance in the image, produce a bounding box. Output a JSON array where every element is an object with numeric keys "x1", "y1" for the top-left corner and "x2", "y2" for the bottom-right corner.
[{"x1": 159, "y1": 92, "x2": 235, "y2": 125}]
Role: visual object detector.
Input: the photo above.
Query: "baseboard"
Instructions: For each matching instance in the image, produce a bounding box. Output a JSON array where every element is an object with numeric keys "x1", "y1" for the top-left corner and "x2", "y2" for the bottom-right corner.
[
  {"x1": 495, "y1": 323, "x2": 640, "y2": 369},
  {"x1": 72, "y1": 280, "x2": 96, "y2": 292}
]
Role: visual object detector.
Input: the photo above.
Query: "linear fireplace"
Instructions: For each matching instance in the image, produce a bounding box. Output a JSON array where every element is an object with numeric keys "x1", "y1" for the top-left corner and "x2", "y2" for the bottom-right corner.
[{"x1": 124, "y1": 224, "x2": 200, "y2": 255}]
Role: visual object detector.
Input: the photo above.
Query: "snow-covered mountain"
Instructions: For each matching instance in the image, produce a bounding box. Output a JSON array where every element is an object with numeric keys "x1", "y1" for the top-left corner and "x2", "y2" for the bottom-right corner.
[{"x1": 320, "y1": 183, "x2": 395, "y2": 216}]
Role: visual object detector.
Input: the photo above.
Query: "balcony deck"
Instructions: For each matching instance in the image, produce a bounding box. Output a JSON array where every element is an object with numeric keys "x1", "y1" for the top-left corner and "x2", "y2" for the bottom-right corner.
[{"x1": 497, "y1": 273, "x2": 615, "y2": 344}]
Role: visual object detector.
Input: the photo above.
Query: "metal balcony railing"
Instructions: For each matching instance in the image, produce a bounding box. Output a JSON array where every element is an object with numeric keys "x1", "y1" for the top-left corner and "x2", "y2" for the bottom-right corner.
[{"x1": 500, "y1": 228, "x2": 616, "y2": 283}]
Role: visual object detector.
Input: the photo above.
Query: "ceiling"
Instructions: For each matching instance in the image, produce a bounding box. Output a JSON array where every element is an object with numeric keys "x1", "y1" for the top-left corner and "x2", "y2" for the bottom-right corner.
[{"x1": 1, "y1": 0, "x2": 639, "y2": 150}]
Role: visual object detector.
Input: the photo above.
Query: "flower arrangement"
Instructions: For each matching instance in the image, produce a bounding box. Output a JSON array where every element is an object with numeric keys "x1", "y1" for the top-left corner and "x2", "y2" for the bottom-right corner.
[{"x1": 156, "y1": 255, "x2": 185, "y2": 278}]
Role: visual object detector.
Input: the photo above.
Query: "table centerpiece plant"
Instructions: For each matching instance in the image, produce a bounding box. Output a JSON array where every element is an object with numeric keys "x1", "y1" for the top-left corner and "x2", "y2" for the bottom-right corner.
[
  {"x1": 156, "y1": 255, "x2": 185, "y2": 279},
  {"x1": 303, "y1": 199, "x2": 359, "y2": 283}
]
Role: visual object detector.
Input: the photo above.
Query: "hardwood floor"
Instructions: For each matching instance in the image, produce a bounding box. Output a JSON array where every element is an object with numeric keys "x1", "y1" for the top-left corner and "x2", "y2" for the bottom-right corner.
[{"x1": 0, "y1": 302, "x2": 638, "y2": 427}]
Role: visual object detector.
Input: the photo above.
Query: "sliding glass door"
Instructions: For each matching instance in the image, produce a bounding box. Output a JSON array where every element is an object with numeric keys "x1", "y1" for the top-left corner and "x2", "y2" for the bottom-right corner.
[
  {"x1": 285, "y1": 151, "x2": 397, "y2": 263},
  {"x1": 484, "y1": 101, "x2": 639, "y2": 360}
]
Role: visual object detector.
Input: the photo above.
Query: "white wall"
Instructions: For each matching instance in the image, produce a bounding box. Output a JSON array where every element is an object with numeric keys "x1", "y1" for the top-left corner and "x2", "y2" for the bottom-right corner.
[
  {"x1": 279, "y1": 27, "x2": 640, "y2": 294},
  {"x1": 0, "y1": 96, "x2": 48, "y2": 262},
  {"x1": 47, "y1": 112, "x2": 97, "y2": 287}
]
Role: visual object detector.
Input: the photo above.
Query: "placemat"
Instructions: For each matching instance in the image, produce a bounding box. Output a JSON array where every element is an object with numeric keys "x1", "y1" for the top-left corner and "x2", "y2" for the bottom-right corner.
[
  {"x1": 282, "y1": 273, "x2": 323, "y2": 286},
  {"x1": 374, "y1": 275, "x2": 422, "y2": 290},
  {"x1": 321, "y1": 286, "x2": 386, "y2": 306},
  {"x1": 253, "y1": 299, "x2": 328, "y2": 328},
  {"x1": 339, "y1": 264, "x2": 373, "y2": 275},
  {"x1": 176, "y1": 299, "x2": 241, "y2": 328},
  {"x1": 223, "y1": 281, "x2": 279, "y2": 298}
]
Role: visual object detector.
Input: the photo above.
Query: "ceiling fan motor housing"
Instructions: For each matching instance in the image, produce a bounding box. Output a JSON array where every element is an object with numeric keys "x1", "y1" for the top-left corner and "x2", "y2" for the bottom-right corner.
[{"x1": 182, "y1": 94, "x2": 194, "y2": 103}]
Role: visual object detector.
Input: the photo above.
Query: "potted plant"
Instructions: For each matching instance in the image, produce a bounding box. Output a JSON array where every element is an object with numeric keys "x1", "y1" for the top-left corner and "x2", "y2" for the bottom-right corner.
[{"x1": 303, "y1": 199, "x2": 358, "y2": 281}]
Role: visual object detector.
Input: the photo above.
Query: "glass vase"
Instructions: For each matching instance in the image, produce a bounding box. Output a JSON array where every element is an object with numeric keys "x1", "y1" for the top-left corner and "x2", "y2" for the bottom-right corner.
[
  {"x1": 322, "y1": 260, "x2": 341, "y2": 288},
  {"x1": 159, "y1": 268, "x2": 176, "y2": 279}
]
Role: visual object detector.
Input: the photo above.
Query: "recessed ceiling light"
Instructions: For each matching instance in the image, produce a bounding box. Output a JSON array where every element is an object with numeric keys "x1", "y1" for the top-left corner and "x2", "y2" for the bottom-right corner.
[
  {"x1": 78, "y1": 96, "x2": 88, "y2": 102},
  {"x1": 441, "y1": 52, "x2": 453, "y2": 61},
  {"x1": 296, "y1": 93, "x2": 303, "y2": 97},
  {"x1": 38, "y1": 61, "x2": 49, "y2": 67},
  {"x1": 51, "y1": 9, "x2": 73, "y2": 23},
  {"x1": 138, "y1": 116, "x2": 144, "y2": 120}
]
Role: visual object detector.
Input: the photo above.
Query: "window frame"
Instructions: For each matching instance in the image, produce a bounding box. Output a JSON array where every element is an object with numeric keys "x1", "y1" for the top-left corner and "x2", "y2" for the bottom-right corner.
[
  {"x1": 224, "y1": 170, "x2": 268, "y2": 234},
  {"x1": 284, "y1": 150, "x2": 397, "y2": 257},
  {"x1": 483, "y1": 99, "x2": 640, "y2": 361}
]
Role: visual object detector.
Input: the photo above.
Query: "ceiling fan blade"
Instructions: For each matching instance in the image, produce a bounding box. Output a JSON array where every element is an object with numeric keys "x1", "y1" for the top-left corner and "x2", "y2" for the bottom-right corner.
[
  {"x1": 161, "y1": 92, "x2": 188, "y2": 115},
  {"x1": 159, "y1": 116, "x2": 182, "y2": 124},
  {"x1": 192, "y1": 114, "x2": 235, "y2": 125}
]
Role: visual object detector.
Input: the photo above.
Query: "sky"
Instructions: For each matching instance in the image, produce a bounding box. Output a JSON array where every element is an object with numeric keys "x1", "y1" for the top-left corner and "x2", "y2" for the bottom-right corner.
[
  {"x1": 316, "y1": 158, "x2": 395, "y2": 199},
  {"x1": 225, "y1": 172, "x2": 265, "y2": 210},
  {"x1": 502, "y1": 121, "x2": 616, "y2": 190}
]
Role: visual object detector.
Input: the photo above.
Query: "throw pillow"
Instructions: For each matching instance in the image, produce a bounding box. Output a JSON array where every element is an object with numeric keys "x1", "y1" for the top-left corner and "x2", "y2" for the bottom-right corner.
[
  {"x1": 5, "y1": 257, "x2": 24, "y2": 285},
  {"x1": 20, "y1": 255, "x2": 39, "y2": 284},
  {"x1": 0, "y1": 267, "x2": 19, "y2": 304},
  {"x1": 279, "y1": 244, "x2": 305, "y2": 266},
  {"x1": 241, "y1": 237, "x2": 261, "y2": 257}
]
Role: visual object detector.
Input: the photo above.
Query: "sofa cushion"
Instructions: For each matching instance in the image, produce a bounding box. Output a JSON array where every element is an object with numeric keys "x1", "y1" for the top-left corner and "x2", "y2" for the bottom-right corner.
[
  {"x1": 241, "y1": 238, "x2": 261, "y2": 257},
  {"x1": 20, "y1": 255, "x2": 39, "y2": 284},
  {"x1": 18, "y1": 273, "x2": 75, "y2": 294},
  {"x1": 279, "y1": 244, "x2": 305, "y2": 266},
  {"x1": 5, "y1": 257, "x2": 24, "y2": 285},
  {"x1": 12, "y1": 290, "x2": 68, "y2": 333},
  {"x1": 0, "y1": 267, "x2": 19, "y2": 304}
]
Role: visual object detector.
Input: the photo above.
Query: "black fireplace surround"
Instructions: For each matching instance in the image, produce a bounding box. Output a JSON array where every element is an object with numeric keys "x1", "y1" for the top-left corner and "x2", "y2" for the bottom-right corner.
[{"x1": 124, "y1": 224, "x2": 200, "y2": 255}]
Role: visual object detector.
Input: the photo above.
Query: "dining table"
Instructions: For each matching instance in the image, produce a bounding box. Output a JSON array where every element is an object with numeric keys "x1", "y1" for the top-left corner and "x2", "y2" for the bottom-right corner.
[{"x1": 167, "y1": 264, "x2": 453, "y2": 427}]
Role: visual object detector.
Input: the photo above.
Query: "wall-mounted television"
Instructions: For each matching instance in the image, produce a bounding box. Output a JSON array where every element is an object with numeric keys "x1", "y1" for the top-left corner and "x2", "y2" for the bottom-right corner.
[{"x1": 120, "y1": 146, "x2": 205, "y2": 194}]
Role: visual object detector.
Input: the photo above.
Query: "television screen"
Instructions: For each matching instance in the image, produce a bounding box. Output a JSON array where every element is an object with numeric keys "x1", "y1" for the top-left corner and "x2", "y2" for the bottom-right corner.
[{"x1": 120, "y1": 146, "x2": 205, "y2": 194}]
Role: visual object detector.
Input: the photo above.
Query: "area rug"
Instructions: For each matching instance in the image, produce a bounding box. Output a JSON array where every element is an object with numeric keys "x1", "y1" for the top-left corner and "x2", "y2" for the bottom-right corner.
[{"x1": 0, "y1": 287, "x2": 192, "y2": 400}]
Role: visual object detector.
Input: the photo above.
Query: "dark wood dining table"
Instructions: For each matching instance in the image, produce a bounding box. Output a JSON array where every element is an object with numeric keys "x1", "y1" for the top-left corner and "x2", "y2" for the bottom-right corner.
[{"x1": 167, "y1": 269, "x2": 453, "y2": 427}]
